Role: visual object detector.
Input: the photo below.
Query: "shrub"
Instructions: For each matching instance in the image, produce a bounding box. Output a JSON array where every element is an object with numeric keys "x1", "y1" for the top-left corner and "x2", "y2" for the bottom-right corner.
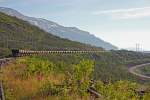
[{"x1": 24, "y1": 57, "x2": 55, "y2": 76}]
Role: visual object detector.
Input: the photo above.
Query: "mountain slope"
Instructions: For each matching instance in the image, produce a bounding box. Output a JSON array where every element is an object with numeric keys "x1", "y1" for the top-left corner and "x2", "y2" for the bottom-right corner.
[
  {"x1": 0, "y1": 7, "x2": 117, "y2": 50},
  {"x1": 0, "y1": 12, "x2": 102, "y2": 56}
]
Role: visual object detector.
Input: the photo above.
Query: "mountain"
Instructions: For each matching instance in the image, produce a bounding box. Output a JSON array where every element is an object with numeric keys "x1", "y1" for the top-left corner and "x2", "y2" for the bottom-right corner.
[
  {"x1": 0, "y1": 7, "x2": 117, "y2": 50},
  {"x1": 0, "y1": 11, "x2": 103, "y2": 57}
]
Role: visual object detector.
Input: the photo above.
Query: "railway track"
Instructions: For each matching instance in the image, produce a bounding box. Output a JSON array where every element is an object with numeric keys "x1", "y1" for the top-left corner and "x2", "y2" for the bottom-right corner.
[
  {"x1": 88, "y1": 87, "x2": 101, "y2": 99},
  {"x1": 129, "y1": 63, "x2": 150, "y2": 80},
  {"x1": 0, "y1": 57, "x2": 14, "y2": 100},
  {"x1": 0, "y1": 82, "x2": 5, "y2": 100}
]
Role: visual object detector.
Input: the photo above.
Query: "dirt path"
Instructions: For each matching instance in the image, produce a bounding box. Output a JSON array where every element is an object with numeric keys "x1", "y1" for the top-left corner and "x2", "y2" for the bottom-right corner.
[{"x1": 129, "y1": 63, "x2": 150, "y2": 79}]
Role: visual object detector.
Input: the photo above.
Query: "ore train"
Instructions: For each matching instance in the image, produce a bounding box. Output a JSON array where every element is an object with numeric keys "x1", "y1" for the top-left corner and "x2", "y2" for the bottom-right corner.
[{"x1": 11, "y1": 49, "x2": 105, "y2": 57}]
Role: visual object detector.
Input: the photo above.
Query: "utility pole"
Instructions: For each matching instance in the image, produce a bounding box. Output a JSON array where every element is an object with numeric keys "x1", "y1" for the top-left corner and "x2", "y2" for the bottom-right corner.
[
  {"x1": 136, "y1": 43, "x2": 140, "y2": 52},
  {"x1": 136, "y1": 44, "x2": 137, "y2": 52}
]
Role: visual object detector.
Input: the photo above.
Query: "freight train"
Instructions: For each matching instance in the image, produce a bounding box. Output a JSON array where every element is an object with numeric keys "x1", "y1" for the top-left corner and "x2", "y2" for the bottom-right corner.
[{"x1": 11, "y1": 49, "x2": 105, "y2": 57}]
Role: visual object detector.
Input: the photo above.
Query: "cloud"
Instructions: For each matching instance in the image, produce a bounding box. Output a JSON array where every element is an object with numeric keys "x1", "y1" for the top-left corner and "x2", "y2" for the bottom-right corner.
[{"x1": 92, "y1": 7, "x2": 150, "y2": 19}]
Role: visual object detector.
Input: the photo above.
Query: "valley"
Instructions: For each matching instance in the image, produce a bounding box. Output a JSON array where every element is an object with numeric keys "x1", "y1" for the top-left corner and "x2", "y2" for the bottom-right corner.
[{"x1": 0, "y1": 7, "x2": 150, "y2": 100}]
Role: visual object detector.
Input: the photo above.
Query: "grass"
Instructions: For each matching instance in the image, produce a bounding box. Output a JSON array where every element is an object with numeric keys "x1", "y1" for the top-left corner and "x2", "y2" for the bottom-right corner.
[
  {"x1": 2, "y1": 56, "x2": 150, "y2": 100},
  {"x1": 1, "y1": 57, "x2": 93, "y2": 99},
  {"x1": 2, "y1": 57, "x2": 66, "y2": 99}
]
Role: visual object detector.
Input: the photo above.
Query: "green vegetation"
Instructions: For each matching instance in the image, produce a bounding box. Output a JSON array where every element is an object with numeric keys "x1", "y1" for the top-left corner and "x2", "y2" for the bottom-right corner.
[
  {"x1": 0, "y1": 12, "x2": 102, "y2": 57},
  {"x1": 95, "y1": 81, "x2": 140, "y2": 100},
  {"x1": 1, "y1": 10, "x2": 150, "y2": 100},
  {"x1": 21, "y1": 50, "x2": 150, "y2": 83},
  {"x1": 0, "y1": 47, "x2": 11, "y2": 58},
  {"x1": 1, "y1": 11, "x2": 150, "y2": 83},
  {"x1": 2, "y1": 57, "x2": 94, "y2": 99},
  {"x1": 2, "y1": 57, "x2": 150, "y2": 100}
]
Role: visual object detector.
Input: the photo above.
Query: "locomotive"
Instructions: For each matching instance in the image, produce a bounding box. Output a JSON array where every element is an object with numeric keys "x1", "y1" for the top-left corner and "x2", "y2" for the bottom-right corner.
[{"x1": 12, "y1": 49, "x2": 19, "y2": 57}]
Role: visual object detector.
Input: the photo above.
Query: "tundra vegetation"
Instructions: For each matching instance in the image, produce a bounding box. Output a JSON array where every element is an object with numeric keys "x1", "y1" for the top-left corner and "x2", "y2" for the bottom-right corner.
[{"x1": 2, "y1": 55, "x2": 150, "y2": 100}]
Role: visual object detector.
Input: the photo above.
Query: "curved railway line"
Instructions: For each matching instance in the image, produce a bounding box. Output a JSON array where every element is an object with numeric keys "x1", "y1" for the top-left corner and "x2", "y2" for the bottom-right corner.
[{"x1": 129, "y1": 63, "x2": 150, "y2": 79}]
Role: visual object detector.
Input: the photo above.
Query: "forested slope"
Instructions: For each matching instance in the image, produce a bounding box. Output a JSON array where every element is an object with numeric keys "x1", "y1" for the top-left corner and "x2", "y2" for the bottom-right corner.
[{"x1": 0, "y1": 12, "x2": 102, "y2": 57}]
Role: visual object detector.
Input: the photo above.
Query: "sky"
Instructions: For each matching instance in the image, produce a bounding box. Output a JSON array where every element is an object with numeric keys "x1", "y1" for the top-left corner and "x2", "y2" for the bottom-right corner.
[{"x1": 0, "y1": 0, "x2": 150, "y2": 50}]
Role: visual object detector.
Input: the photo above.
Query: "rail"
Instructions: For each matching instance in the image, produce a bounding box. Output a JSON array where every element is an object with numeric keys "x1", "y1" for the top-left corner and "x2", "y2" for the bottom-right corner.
[
  {"x1": 88, "y1": 87, "x2": 101, "y2": 98},
  {"x1": 0, "y1": 58, "x2": 14, "y2": 100}
]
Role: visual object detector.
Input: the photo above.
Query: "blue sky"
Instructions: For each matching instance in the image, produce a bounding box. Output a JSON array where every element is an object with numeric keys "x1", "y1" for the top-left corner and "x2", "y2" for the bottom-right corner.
[{"x1": 0, "y1": 0, "x2": 150, "y2": 50}]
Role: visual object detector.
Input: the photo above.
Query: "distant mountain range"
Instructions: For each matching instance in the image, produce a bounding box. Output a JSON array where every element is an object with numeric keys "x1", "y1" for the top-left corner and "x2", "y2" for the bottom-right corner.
[{"x1": 0, "y1": 7, "x2": 117, "y2": 50}]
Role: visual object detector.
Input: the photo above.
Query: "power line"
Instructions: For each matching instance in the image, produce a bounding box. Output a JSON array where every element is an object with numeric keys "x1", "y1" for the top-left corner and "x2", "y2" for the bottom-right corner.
[
  {"x1": 136, "y1": 43, "x2": 143, "y2": 52},
  {"x1": 136, "y1": 43, "x2": 139, "y2": 52}
]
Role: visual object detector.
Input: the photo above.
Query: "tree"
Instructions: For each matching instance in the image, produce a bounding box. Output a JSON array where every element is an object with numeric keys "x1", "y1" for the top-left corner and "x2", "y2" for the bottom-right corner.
[{"x1": 72, "y1": 59, "x2": 94, "y2": 96}]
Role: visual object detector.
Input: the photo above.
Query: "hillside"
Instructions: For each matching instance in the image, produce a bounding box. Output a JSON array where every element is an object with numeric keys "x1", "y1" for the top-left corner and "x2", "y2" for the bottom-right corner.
[
  {"x1": 1, "y1": 12, "x2": 150, "y2": 83},
  {"x1": 2, "y1": 56, "x2": 150, "y2": 99},
  {"x1": 0, "y1": 12, "x2": 102, "y2": 57},
  {"x1": 0, "y1": 7, "x2": 117, "y2": 50},
  {"x1": 1, "y1": 9, "x2": 150, "y2": 100}
]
